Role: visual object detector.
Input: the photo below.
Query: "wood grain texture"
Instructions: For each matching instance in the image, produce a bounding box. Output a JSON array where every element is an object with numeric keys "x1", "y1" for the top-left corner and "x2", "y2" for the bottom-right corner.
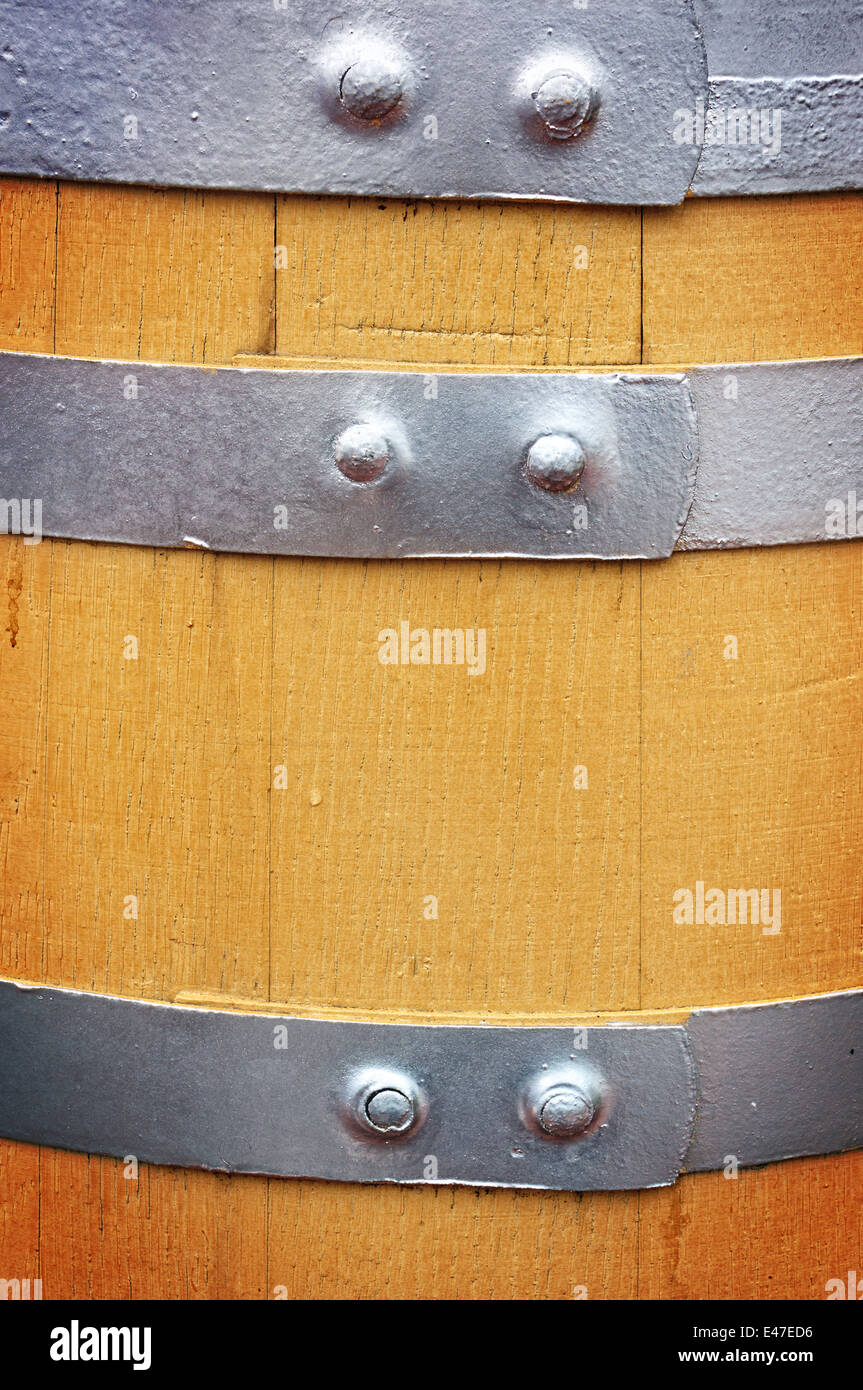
[
  {"x1": 37, "y1": 1149, "x2": 267, "y2": 1301},
  {"x1": 1, "y1": 180, "x2": 274, "y2": 1300},
  {"x1": 275, "y1": 196, "x2": 641, "y2": 367},
  {"x1": 641, "y1": 543, "x2": 863, "y2": 1009},
  {"x1": 0, "y1": 178, "x2": 56, "y2": 354},
  {"x1": 267, "y1": 556, "x2": 643, "y2": 1019},
  {"x1": 640, "y1": 190, "x2": 863, "y2": 1010},
  {"x1": 54, "y1": 183, "x2": 276, "y2": 362},
  {"x1": 0, "y1": 181, "x2": 860, "y2": 1300},
  {"x1": 0, "y1": 177, "x2": 54, "y2": 1305},
  {"x1": 640, "y1": 1151, "x2": 863, "y2": 1302},
  {"x1": 643, "y1": 193, "x2": 863, "y2": 365}
]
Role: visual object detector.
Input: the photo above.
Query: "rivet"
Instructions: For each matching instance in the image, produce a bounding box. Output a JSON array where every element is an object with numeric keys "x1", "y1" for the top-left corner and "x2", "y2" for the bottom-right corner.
[
  {"x1": 532, "y1": 68, "x2": 596, "y2": 140},
  {"x1": 334, "y1": 423, "x2": 389, "y2": 483},
  {"x1": 522, "y1": 1063, "x2": 607, "y2": 1141},
  {"x1": 339, "y1": 51, "x2": 407, "y2": 121},
  {"x1": 537, "y1": 1084, "x2": 594, "y2": 1138},
  {"x1": 525, "y1": 432, "x2": 586, "y2": 492},
  {"x1": 364, "y1": 1087, "x2": 415, "y2": 1134},
  {"x1": 348, "y1": 1068, "x2": 425, "y2": 1140}
]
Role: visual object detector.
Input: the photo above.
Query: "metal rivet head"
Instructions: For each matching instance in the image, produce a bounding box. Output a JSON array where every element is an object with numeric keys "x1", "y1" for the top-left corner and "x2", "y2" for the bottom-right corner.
[
  {"x1": 347, "y1": 1068, "x2": 426, "y2": 1140},
  {"x1": 364, "y1": 1087, "x2": 415, "y2": 1134},
  {"x1": 525, "y1": 432, "x2": 586, "y2": 492},
  {"x1": 340, "y1": 52, "x2": 406, "y2": 121},
  {"x1": 532, "y1": 69, "x2": 596, "y2": 140},
  {"x1": 334, "y1": 423, "x2": 389, "y2": 483},
  {"x1": 537, "y1": 1084, "x2": 594, "y2": 1138},
  {"x1": 522, "y1": 1063, "x2": 607, "y2": 1141}
]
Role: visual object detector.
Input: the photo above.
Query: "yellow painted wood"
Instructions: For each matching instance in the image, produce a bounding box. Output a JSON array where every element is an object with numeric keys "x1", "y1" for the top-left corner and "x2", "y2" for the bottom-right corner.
[
  {"x1": 643, "y1": 194, "x2": 863, "y2": 365},
  {"x1": 0, "y1": 180, "x2": 275, "y2": 1300},
  {"x1": 274, "y1": 196, "x2": 641, "y2": 367},
  {"x1": 0, "y1": 179, "x2": 56, "y2": 353},
  {"x1": 0, "y1": 177, "x2": 56, "y2": 1301},
  {"x1": 641, "y1": 543, "x2": 863, "y2": 1009},
  {"x1": 37, "y1": 1149, "x2": 267, "y2": 1301},
  {"x1": 54, "y1": 183, "x2": 276, "y2": 362},
  {"x1": 640, "y1": 191, "x2": 863, "y2": 1010},
  {"x1": 0, "y1": 181, "x2": 860, "y2": 1300},
  {"x1": 641, "y1": 1152, "x2": 863, "y2": 1301},
  {"x1": 266, "y1": 555, "x2": 643, "y2": 1019}
]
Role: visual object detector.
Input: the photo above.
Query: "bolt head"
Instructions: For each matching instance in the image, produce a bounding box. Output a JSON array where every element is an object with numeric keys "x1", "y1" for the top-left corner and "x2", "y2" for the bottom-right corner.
[
  {"x1": 334, "y1": 423, "x2": 389, "y2": 483},
  {"x1": 532, "y1": 69, "x2": 596, "y2": 140},
  {"x1": 340, "y1": 52, "x2": 406, "y2": 120},
  {"x1": 365, "y1": 1087, "x2": 415, "y2": 1134},
  {"x1": 525, "y1": 433, "x2": 586, "y2": 492},
  {"x1": 537, "y1": 1085, "x2": 594, "y2": 1138}
]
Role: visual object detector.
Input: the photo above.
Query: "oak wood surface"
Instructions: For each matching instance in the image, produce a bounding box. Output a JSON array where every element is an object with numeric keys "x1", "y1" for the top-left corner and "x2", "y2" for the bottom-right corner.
[{"x1": 0, "y1": 179, "x2": 860, "y2": 1299}]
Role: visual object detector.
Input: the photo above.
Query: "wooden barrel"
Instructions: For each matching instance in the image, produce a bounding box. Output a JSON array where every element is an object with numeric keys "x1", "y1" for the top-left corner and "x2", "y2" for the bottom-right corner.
[{"x1": 1, "y1": 177, "x2": 860, "y2": 1299}]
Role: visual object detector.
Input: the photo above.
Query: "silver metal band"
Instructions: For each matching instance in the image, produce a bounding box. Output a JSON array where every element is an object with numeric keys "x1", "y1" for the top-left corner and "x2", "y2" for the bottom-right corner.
[
  {"x1": 1, "y1": 351, "x2": 860, "y2": 560},
  {"x1": 680, "y1": 359, "x2": 863, "y2": 552},
  {"x1": 0, "y1": 980, "x2": 858, "y2": 1191},
  {"x1": 0, "y1": 1, "x2": 859, "y2": 204},
  {"x1": 690, "y1": 0, "x2": 863, "y2": 196}
]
